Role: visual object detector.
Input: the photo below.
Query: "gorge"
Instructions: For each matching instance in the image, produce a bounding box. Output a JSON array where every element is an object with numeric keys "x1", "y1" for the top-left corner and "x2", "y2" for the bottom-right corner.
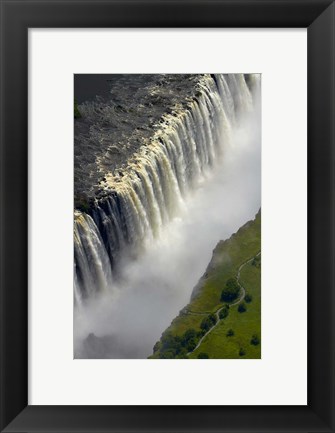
[{"x1": 74, "y1": 74, "x2": 261, "y2": 358}]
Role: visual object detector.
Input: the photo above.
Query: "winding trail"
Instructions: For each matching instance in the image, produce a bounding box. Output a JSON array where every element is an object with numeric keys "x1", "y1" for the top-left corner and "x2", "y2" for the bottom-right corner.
[{"x1": 187, "y1": 251, "x2": 261, "y2": 356}]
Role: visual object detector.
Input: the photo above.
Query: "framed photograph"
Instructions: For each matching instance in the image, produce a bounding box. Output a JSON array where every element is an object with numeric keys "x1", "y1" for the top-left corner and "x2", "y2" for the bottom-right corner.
[{"x1": 0, "y1": 0, "x2": 334, "y2": 432}]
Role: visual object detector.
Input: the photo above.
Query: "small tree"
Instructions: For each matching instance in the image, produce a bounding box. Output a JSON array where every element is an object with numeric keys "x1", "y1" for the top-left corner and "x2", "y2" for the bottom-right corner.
[
  {"x1": 220, "y1": 278, "x2": 240, "y2": 302},
  {"x1": 200, "y1": 313, "x2": 217, "y2": 332},
  {"x1": 219, "y1": 305, "x2": 229, "y2": 320},
  {"x1": 182, "y1": 329, "x2": 197, "y2": 347},
  {"x1": 238, "y1": 302, "x2": 247, "y2": 313},
  {"x1": 197, "y1": 352, "x2": 209, "y2": 359},
  {"x1": 160, "y1": 332, "x2": 182, "y2": 357},
  {"x1": 239, "y1": 348, "x2": 246, "y2": 357},
  {"x1": 250, "y1": 334, "x2": 260, "y2": 346},
  {"x1": 197, "y1": 330, "x2": 204, "y2": 339},
  {"x1": 208, "y1": 313, "x2": 217, "y2": 325},
  {"x1": 245, "y1": 293, "x2": 253, "y2": 303},
  {"x1": 226, "y1": 328, "x2": 234, "y2": 337},
  {"x1": 186, "y1": 337, "x2": 197, "y2": 352}
]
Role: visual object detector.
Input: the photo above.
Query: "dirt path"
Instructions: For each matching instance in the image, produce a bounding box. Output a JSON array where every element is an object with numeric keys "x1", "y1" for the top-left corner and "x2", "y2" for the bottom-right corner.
[{"x1": 187, "y1": 251, "x2": 261, "y2": 356}]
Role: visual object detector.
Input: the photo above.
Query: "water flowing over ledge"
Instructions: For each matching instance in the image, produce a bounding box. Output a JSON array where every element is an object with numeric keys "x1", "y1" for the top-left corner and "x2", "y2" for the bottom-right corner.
[{"x1": 74, "y1": 74, "x2": 259, "y2": 304}]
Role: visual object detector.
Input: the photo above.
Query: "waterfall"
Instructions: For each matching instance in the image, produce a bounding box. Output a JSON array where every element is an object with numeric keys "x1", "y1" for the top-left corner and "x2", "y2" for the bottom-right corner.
[
  {"x1": 74, "y1": 211, "x2": 113, "y2": 300},
  {"x1": 74, "y1": 74, "x2": 258, "y2": 302}
]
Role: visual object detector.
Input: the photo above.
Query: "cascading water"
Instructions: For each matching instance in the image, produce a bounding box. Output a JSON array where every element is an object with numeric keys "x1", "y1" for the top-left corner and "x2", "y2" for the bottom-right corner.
[
  {"x1": 74, "y1": 74, "x2": 258, "y2": 305},
  {"x1": 74, "y1": 211, "x2": 112, "y2": 303}
]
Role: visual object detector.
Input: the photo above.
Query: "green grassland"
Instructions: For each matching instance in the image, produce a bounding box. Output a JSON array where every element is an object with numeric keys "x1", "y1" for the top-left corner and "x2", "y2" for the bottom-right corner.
[
  {"x1": 149, "y1": 209, "x2": 261, "y2": 359},
  {"x1": 189, "y1": 256, "x2": 261, "y2": 358}
]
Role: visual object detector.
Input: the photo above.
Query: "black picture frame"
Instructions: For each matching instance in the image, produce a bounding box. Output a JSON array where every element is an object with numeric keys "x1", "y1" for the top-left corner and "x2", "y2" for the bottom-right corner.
[{"x1": 0, "y1": 1, "x2": 334, "y2": 432}]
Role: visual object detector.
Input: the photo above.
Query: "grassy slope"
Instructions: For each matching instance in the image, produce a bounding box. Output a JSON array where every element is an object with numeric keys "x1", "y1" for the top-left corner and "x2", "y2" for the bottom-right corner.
[
  {"x1": 150, "y1": 209, "x2": 261, "y2": 359},
  {"x1": 190, "y1": 257, "x2": 261, "y2": 358}
]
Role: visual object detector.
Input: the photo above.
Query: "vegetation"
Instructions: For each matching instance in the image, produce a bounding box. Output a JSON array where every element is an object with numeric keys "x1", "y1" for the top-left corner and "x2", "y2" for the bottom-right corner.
[
  {"x1": 219, "y1": 305, "x2": 229, "y2": 320},
  {"x1": 197, "y1": 352, "x2": 209, "y2": 359},
  {"x1": 239, "y1": 348, "x2": 246, "y2": 357},
  {"x1": 74, "y1": 99, "x2": 82, "y2": 119},
  {"x1": 220, "y1": 278, "x2": 240, "y2": 302},
  {"x1": 238, "y1": 302, "x2": 247, "y2": 313},
  {"x1": 151, "y1": 328, "x2": 203, "y2": 359},
  {"x1": 182, "y1": 329, "x2": 198, "y2": 352},
  {"x1": 190, "y1": 257, "x2": 261, "y2": 359},
  {"x1": 75, "y1": 194, "x2": 91, "y2": 213},
  {"x1": 200, "y1": 313, "x2": 217, "y2": 333},
  {"x1": 150, "y1": 210, "x2": 261, "y2": 359},
  {"x1": 245, "y1": 293, "x2": 253, "y2": 303},
  {"x1": 252, "y1": 255, "x2": 261, "y2": 268},
  {"x1": 250, "y1": 334, "x2": 260, "y2": 346},
  {"x1": 153, "y1": 341, "x2": 161, "y2": 353}
]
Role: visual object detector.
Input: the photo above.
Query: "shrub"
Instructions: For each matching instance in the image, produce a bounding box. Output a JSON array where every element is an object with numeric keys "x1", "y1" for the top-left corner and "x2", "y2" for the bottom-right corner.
[
  {"x1": 238, "y1": 302, "x2": 247, "y2": 313},
  {"x1": 250, "y1": 334, "x2": 260, "y2": 346},
  {"x1": 197, "y1": 330, "x2": 204, "y2": 339},
  {"x1": 161, "y1": 332, "x2": 177, "y2": 350},
  {"x1": 239, "y1": 348, "x2": 246, "y2": 357},
  {"x1": 197, "y1": 352, "x2": 209, "y2": 359},
  {"x1": 157, "y1": 328, "x2": 203, "y2": 357},
  {"x1": 182, "y1": 329, "x2": 197, "y2": 345},
  {"x1": 245, "y1": 293, "x2": 253, "y2": 303},
  {"x1": 200, "y1": 313, "x2": 217, "y2": 332},
  {"x1": 176, "y1": 348, "x2": 188, "y2": 359},
  {"x1": 159, "y1": 332, "x2": 183, "y2": 357},
  {"x1": 226, "y1": 328, "x2": 234, "y2": 337},
  {"x1": 219, "y1": 305, "x2": 229, "y2": 320},
  {"x1": 159, "y1": 350, "x2": 176, "y2": 359},
  {"x1": 221, "y1": 278, "x2": 240, "y2": 302},
  {"x1": 186, "y1": 337, "x2": 197, "y2": 352},
  {"x1": 180, "y1": 329, "x2": 199, "y2": 352},
  {"x1": 153, "y1": 341, "x2": 161, "y2": 353}
]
